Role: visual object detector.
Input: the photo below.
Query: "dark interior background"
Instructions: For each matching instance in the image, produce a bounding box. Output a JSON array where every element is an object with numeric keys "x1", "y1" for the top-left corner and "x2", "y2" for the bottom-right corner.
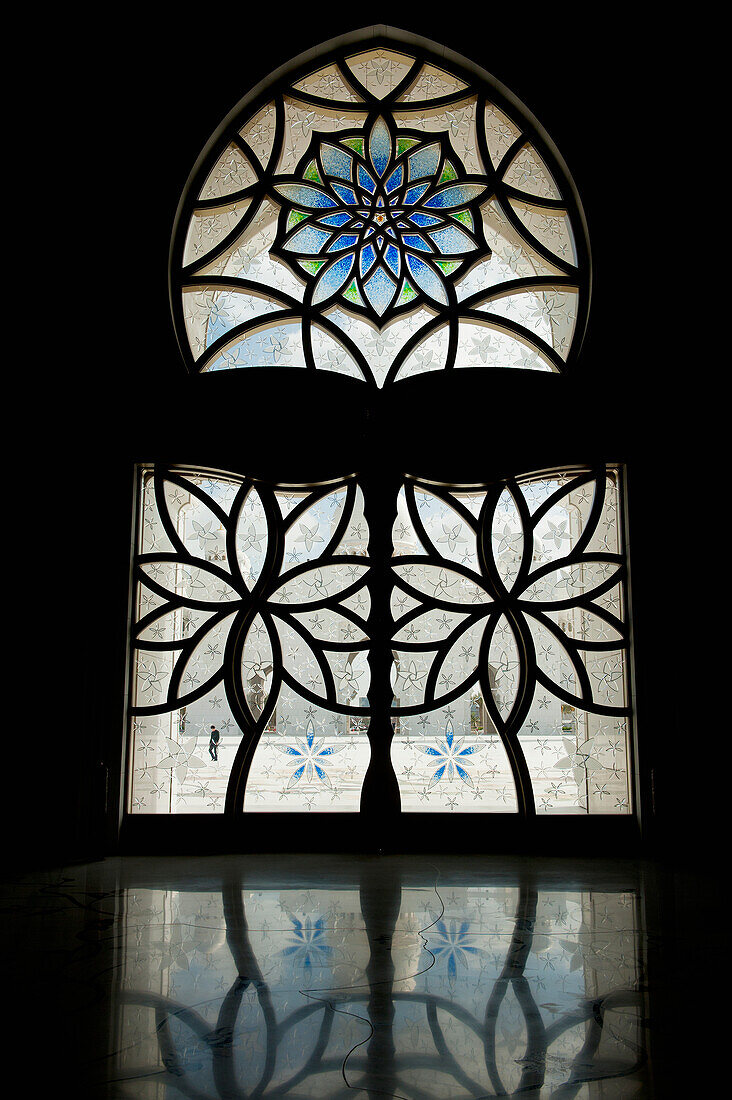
[{"x1": 27, "y1": 6, "x2": 700, "y2": 867}]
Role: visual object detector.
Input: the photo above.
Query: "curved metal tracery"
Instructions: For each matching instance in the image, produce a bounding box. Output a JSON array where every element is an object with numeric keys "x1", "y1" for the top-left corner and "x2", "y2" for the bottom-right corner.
[
  {"x1": 128, "y1": 33, "x2": 630, "y2": 823},
  {"x1": 172, "y1": 34, "x2": 589, "y2": 385},
  {"x1": 128, "y1": 464, "x2": 631, "y2": 816}
]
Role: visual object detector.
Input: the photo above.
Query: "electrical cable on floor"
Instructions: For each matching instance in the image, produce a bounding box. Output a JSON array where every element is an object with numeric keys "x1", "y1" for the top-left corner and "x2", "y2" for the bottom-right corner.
[{"x1": 296, "y1": 861, "x2": 447, "y2": 1098}]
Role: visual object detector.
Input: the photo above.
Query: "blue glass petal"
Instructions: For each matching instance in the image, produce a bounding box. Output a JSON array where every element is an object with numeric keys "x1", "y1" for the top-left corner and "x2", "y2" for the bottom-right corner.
[
  {"x1": 328, "y1": 233, "x2": 359, "y2": 252},
  {"x1": 458, "y1": 745, "x2": 478, "y2": 755},
  {"x1": 404, "y1": 182, "x2": 431, "y2": 205},
  {"x1": 286, "y1": 225, "x2": 332, "y2": 254},
  {"x1": 317, "y1": 746, "x2": 338, "y2": 756},
  {"x1": 429, "y1": 225, "x2": 476, "y2": 254},
  {"x1": 321, "y1": 143, "x2": 353, "y2": 181},
  {"x1": 312, "y1": 253, "x2": 355, "y2": 304},
  {"x1": 332, "y1": 183, "x2": 358, "y2": 205},
  {"x1": 357, "y1": 164, "x2": 376, "y2": 194},
  {"x1": 369, "y1": 117, "x2": 392, "y2": 177},
  {"x1": 306, "y1": 728, "x2": 314, "y2": 747},
  {"x1": 431, "y1": 764, "x2": 447, "y2": 783},
  {"x1": 423, "y1": 746, "x2": 443, "y2": 756},
  {"x1": 318, "y1": 212, "x2": 353, "y2": 227},
  {"x1": 455, "y1": 765, "x2": 474, "y2": 785},
  {"x1": 445, "y1": 728, "x2": 454, "y2": 747},
  {"x1": 314, "y1": 765, "x2": 329, "y2": 782},
  {"x1": 385, "y1": 164, "x2": 403, "y2": 193},
  {"x1": 360, "y1": 242, "x2": 377, "y2": 277},
  {"x1": 385, "y1": 244, "x2": 400, "y2": 276},
  {"x1": 408, "y1": 142, "x2": 441, "y2": 181},
  {"x1": 289, "y1": 763, "x2": 306, "y2": 784},
  {"x1": 364, "y1": 265, "x2": 396, "y2": 316},
  {"x1": 409, "y1": 211, "x2": 442, "y2": 227},
  {"x1": 275, "y1": 183, "x2": 337, "y2": 209},
  {"x1": 402, "y1": 234, "x2": 432, "y2": 253},
  {"x1": 405, "y1": 254, "x2": 449, "y2": 304},
  {"x1": 423, "y1": 183, "x2": 487, "y2": 209},
  {"x1": 284, "y1": 747, "x2": 304, "y2": 756}
]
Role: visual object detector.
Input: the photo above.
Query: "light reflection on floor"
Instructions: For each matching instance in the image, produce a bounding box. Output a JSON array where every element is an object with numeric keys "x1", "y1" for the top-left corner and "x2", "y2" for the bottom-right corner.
[{"x1": 7, "y1": 856, "x2": 654, "y2": 1097}]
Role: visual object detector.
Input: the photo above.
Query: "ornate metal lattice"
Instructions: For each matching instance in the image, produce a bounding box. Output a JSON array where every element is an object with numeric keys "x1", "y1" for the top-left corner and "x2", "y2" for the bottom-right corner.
[
  {"x1": 172, "y1": 34, "x2": 588, "y2": 384},
  {"x1": 127, "y1": 465, "x2": 631, "y2": 816},
  {"x1": 127, "y1": 31, "x2": 631, "y2": 822}
]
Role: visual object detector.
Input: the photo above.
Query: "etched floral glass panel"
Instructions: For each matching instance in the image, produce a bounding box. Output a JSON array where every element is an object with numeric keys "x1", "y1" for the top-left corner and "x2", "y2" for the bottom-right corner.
[
  {"x1": 172, "y1": 38, "x2": 588, "y2": 384},
  {"x1": 128, "y1": 467, "x2": 371, "y2": 814},
  {"x1": 390, "y1": 469, "x2": 632, "y2": 814}
]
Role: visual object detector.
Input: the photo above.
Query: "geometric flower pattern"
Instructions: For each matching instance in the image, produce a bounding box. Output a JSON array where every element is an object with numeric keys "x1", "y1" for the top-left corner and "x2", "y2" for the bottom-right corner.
[
  {"x1": 128, "y1": 464, "x2": 632, "y2": 817},
  {"x1": 391, "y1": 467, "x2": 631, "y2": 814},
  {"x1": 272, "y1": 115, "x2": 490, "y2": 323},
  {"x1": 128, "y1": 466, "x2": 371, "y2": 814},
  {"x1": 172, "y1": 38, "x2": 588, "y2": 383}
]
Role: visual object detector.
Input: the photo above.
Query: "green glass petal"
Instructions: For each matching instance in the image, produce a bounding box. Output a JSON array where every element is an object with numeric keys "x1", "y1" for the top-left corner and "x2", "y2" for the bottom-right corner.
[
  {"x1": 344, "y1": 279, "x2": 364, "y2": 304},
  {"x1": 304, "y1": 160, "x2": 323, "y2": 183},
  {"x1": 436, "y1": 260, "x2": 460, "y2": 274},
  {"x1": 397, "y1": 137, "x2": 420, "y2": 156},
  {"x1": 287, "y1": 210, "x2": 309, "y2": 230},
  {"x1": 299, "y1": 260, "x2": 327, "y2": 274},
  {"x1": 451, "y1": 210, "x2": 474, "y2": 228},
  {"x1": 398, "y1": 280, "x2": 418, "y2": 304},
  {"x1": 440, "y1": 160, "x2": 458, "y2": 183},
  {"x1": 342, "y1": 137, "x2": 364, "y2": 157}
]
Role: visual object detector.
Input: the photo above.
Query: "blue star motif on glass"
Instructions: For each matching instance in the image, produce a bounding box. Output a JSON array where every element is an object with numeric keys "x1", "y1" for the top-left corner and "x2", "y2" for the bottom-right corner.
[
  {"x1": 422, "y1": 718, "x2": 480, "y2": 788},
  {"x1": 272, "y1": 116, "x2": 490, "y2": 324},
  {"x1": 280, "y1": 916, "x2": 332, "y2": 970},
  {"x1": 430, "y1": 919, "x2": 482, "y2": 982},
  {"x1": 276, "y1": 718, "x2": 343, "y2": 788}
]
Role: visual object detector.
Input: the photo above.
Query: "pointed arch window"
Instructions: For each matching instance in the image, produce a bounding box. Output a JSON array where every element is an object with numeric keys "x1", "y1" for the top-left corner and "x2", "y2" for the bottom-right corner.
[{"x1": 125, "y1": 30, "x2": 634, "y2": 825}]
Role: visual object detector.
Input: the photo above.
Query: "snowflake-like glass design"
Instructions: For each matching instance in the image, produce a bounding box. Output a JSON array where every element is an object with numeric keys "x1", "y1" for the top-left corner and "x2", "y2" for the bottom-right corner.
[
  {"x1": 277, "y1": 719, "x2": 343, "y2": 789},
  {"x1": 422, "y1": 718, "x2": 480, "y2": 788},
  {"x1": 280, "y1": 916, "x2": 332, "y2": 970},
  {"x1": 429, "y1": 919, "x2": 483, "y2": 982},
  {"x1": 272, "y1": 116, "x2": 490, "y2": 323}
]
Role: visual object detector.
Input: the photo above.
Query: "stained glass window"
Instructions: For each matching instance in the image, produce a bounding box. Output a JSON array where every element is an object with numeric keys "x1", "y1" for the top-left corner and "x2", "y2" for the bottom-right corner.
[
  {"x1": 172, "y1": 38, "x2": 588, "y2": 385},
  {"x1": 126, "y1": 31, "x2": 634, "y2": 824}
]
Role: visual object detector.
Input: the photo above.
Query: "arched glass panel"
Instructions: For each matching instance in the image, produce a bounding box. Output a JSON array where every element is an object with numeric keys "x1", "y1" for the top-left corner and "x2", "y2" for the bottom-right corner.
[
  {"x1": 171, "y1": 34, "x2": 589, "y2": 385},
  {"x1": 124, "y1": 30, "x2": 635, "y2": 829}
]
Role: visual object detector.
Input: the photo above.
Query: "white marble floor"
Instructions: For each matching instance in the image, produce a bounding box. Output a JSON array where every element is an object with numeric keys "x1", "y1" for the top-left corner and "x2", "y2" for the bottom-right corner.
[{"x1": 4, "y1": 853, "x2": 700, "y2": 1097}]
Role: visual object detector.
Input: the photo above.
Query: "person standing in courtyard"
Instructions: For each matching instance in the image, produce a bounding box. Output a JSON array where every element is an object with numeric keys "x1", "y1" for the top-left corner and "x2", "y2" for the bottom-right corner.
[{"x1": 209, "y1": 725, "x2": 220, "y2": 761}]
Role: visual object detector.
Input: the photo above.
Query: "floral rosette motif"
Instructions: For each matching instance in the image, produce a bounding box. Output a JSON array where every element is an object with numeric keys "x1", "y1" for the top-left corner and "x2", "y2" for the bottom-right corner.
[
  {"x1": 130, "y1": 468, "x2": 371, "y2": 737},
  {"x1": 391, "y1": 468, "x2": 630, "y2": 805},
  {"x1": 271, "y1": 116, "x2": 490, "y2": 322}
]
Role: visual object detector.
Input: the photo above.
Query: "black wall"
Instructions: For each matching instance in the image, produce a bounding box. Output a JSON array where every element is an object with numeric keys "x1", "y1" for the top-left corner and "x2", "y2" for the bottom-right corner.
[{"x1": 28, "y1": 7, "x2": 698, "y2": 867}]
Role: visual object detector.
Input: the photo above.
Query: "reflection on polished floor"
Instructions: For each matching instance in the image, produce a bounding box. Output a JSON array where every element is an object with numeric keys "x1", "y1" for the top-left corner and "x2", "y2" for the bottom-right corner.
[{"x1": 5, "y1": 854, "x2": 695, "y2": 1097}]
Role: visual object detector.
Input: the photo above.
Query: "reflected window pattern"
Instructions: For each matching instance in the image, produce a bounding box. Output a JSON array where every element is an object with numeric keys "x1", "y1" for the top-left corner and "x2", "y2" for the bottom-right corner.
[
  {"x1": 391, "y1": 467, "x2": 632, "y2": 813},
  {"x1": 173, "y1": 41, "x2": 587, "y2": 385},
  {"x1": 128, "y1": 466, "x2": 371, "y2": 813},
  {"x1": 113, "y1": 871, "x2": 649, "y2": 1096}
]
